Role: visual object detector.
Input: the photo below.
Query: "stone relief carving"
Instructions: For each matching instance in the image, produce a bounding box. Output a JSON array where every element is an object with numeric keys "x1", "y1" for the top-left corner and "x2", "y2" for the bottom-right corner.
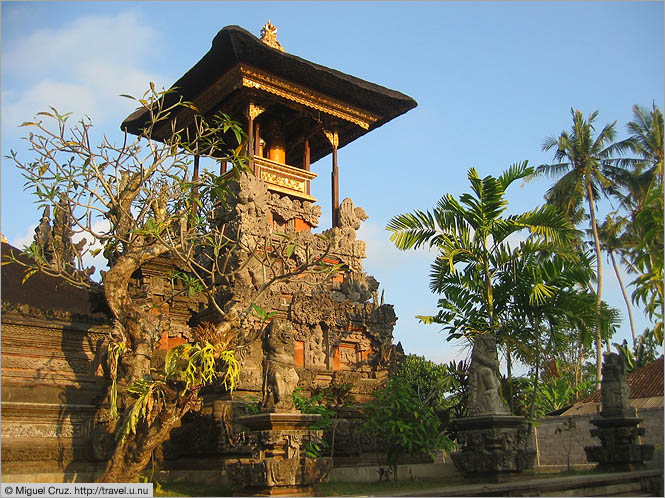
[
  {"x1": 2, "y1": 422, "x2": 82, "y2": 439},
  {"x1": 269, "y1": 192, "x2": 322, "y2": 227},
  {"x1": 468, "y1": 334, "x2": 510, "y2": 416},
  {"x1": 338, "y1": 197, "x2": 367, "y2": 231},
  {"x1": 307, "y1": 324, "x2": 327, "y2": 368},
  {"x1": 236, "y1": 173, "x2": 270, "y2": 218},
  {"x1": 338, "y1": 344, "x2": 357, "y2": 366},
  {"x1": 332, "y1": 273, "x2": 379, "y2": 304},
  {"x1": 262, "y1": 319, "x2": 299, "y2": 413}
]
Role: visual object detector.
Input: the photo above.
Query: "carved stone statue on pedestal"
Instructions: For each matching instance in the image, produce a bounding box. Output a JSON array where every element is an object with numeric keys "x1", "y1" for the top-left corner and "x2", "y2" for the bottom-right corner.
[
  {"x1": 584, "y1": 352, "x2": 654, "y2": 469},
  {"x1": 600, "y1": 352, "x2": 634, "y2": 418},
  {"x1": 451, "y1": 334, "x2": 534, "y2": 478},
  {"x1": 261, "y1": 318, "x2": 299, "y2": 413},
  {"x1": 224, "y1": 317, "x2": 331, "y2": 495},
  {"x1": 468, "y1": 334, "x2": 510, "y2": 416}
]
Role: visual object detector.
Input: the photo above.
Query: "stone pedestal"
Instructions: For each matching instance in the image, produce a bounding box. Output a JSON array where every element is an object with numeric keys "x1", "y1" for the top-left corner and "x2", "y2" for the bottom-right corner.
[
  {"x1": 451, "y1": 415, "x2": 535, "y2": 478},
  {"x1": 584, "y1": 416, "x2": 654, "y2": 469},
  {"x1": 224, "y1": 413, "x2": 331, "y2": 496}
]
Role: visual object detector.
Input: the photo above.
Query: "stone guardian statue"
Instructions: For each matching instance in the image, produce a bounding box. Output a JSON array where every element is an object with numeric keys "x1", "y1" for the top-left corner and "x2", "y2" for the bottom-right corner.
[
  {"x1": 261, "y1": 318, "x2": 299, "y2": 413},
  {"x1": 601, "y1": 352, "x2": 635, "y2": 418},
  {"x1": 468, "y1": 334, "x2": 510, "y2": 416}
]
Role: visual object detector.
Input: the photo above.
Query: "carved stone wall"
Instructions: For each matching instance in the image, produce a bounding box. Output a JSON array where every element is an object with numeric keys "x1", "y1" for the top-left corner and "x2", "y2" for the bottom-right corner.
[
  {"x1": 0, "y1": 310, "x2": 110, "y2": 475},
  {"x1": 1, "y1": 173, "x2": 402, "y2": 479},
  {"x1": 208, "y1": 173, "x2": 401, "y2": 458},
  {"x1": 212, "y1": 174, "x2": 399, "y2": 400}
]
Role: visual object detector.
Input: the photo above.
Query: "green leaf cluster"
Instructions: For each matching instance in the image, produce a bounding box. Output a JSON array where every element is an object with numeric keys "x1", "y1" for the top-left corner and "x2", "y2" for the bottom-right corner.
[
  {"x1": 359, "y1": 375, "x2": 455, "y2": 470},
  {"x1": 114, "y1": 340, "x2": 239, "y2": 444}
]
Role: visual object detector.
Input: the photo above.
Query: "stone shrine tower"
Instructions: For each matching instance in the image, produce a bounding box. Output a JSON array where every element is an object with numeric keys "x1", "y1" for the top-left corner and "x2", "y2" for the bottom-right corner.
[{"x1": 122, "y1": 22, "x2": 416, "y2": 460}]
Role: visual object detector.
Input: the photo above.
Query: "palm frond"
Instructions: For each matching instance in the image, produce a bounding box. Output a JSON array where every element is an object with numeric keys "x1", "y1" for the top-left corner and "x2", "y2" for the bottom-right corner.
[
  {"x1": 386, "y1": 209, "x2": 438, "y2": 250},
  {"x1": 498, "y1": 160, "x2": 533, "y2": 190}
]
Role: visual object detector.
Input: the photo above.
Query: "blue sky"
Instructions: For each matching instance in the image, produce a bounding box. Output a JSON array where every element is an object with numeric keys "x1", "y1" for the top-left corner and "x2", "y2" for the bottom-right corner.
[{"x1": 2, "y1": 1, "x2": 663, "y2": 369}]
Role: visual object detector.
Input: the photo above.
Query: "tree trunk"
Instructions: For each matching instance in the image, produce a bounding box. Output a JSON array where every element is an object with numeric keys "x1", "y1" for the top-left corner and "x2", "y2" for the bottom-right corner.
[
  {"x1": 102, "y1": 245, "x2": 171, "y2": 384},
  {"x1": 97, "y1": 394, "x2": 196, "y2": 482},
  {"x1": 609, "y1": 251, "x2": 637, "y2": 346},
  {"x1": 506, "y1": 343, "x2": 514, "y2": 415},
  {"x1": 528, "y1": 317, "x2": 542, "y2": 421},
  {"x1": 586, "y1": 184, "x2": 603, "y2": 389},
  {"x1": 96, "y1": 243, "x2": 177, "y2": 481}
]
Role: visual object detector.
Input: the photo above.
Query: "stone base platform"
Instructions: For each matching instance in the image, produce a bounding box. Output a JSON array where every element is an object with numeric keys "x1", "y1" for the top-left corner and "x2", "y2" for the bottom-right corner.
[
  {"x1": 584, "y1": 415, "x2": 654, "y2": 467},
  {"x1": 224, "y1": 412, "x2": 331, "y2": 496},
  {"x1": 451, "y1": 415, "x2": 536, "y2": 476}
]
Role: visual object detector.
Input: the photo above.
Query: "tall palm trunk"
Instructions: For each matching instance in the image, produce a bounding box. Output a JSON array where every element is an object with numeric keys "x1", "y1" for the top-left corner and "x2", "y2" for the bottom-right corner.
[
  {"x1": 609, "y1": 250, "x2": 638, "y2": 345},
  {"x1": 506, "y1": 343, "x2": 514, "y2": 415},
  {"x1": 586, "y1": 184, "x2": 603, "y2": 389}
]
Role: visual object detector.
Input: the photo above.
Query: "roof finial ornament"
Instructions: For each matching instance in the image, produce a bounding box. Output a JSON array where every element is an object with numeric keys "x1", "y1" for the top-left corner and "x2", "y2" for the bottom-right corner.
[{"x1": 260, "y1": 20, "x2": 285, "y2": 52}]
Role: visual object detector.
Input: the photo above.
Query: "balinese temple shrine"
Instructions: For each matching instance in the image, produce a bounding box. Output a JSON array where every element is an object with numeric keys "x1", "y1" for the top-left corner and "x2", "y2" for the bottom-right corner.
[
  {"x1": 0, "y1": 21, "x2": 416, "y2": 482},
  {"x1": 117, "y1": 21, "x2": 417, "y2": 462},
  {"x1": 122, "y1": 21, "x2": 417, "y2": 458},
  {"x1": 122, "y1": 22, "x2": 416, "y2": 226}
]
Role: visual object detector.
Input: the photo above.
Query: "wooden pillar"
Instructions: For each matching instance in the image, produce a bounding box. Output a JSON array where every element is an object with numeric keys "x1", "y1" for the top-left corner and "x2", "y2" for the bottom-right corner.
[
  {"x1": 304, "y1": 139, "x2": 311, "y2": 171},
  {"x1": 193, "y1": 154, "x2": 200, "y2": 216},
  {"x1": 220, "y1": 161, "x2": 227, "y2": 174},
  {"x1": 323, "y1": 129, "x2": 340, "y2": 227},
  {"x1": 304, "y1": 139, "x2": 311, "y2": 194},
  {"x1": 331, "y1": 144, "x2": 339, "y2": 227},
  {"x1": 248, "y1": 103, "x2": 266, "y2": 174},
  {"x1": 254, "y1": 120, "x2": 261, "y2": 156},
  {"x1": 247, "y1": 114, "x2": 255, "y2": 173}
]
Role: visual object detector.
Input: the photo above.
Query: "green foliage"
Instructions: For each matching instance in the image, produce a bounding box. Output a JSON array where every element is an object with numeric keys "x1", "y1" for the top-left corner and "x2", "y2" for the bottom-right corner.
[
  {"x1": 117, "y1": 377, "x2": 166, "y2": 443},
  {"x1": 108, "y1": 341, "x2": 127, "y2": 419},
  {"x1": 521, "y1": 372, "x2": 594, "y2": 419},
  {"x1": 292, "y1": 388, "x2": 335, "y2": 458},
  {"x1": 393, "y1": 355, "x2": 456, "y2": 411},
  {"x1": 242, "y1": 395, "x2": 262, "y2": 415},
  {"x1": 168, "y1": 270, "x2": 205, "y2": 298},
  {"x1": 359, "y1": 375, "x2": 454, "y2": 472},
  {"x1": 388, "y1": 162, "x2": 576, "y2": 342},
  {"x1": 115, "y1": 341, "x2": 239, "y2": 445},
  {"x1": 251, "y1": 304, "x2": 276, "y2": 322},
  {"x1": 437, "y1": 360, "x2": 470, "y2": 421},
  {"x1": 613, "y1": 330, "x2": 660, "y2": 373},
  {"x1": 629, "y1": 181, "x2": 664, "y2": 343}
]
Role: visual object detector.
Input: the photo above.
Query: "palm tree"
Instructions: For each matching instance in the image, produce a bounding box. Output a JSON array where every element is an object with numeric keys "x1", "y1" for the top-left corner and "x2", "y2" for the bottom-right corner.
[
  {"x1": 498, "y1": 245, "x2": 618, "y2": 415},
  {"x1": 598, "y1": 214, "x2": 637, "y2": 346},
  {"x1": 386, "y1": 161, "x2": 576, "y2": 363},
  {"x1": 533, "y1": 109, "x2": 629, "y2": 387},
  {"x1": 622, "y1": 104, "x2": 664, "y2": 344},
  {"x1": 625, "y1": 103, "x2": 664, "y2": 191}
]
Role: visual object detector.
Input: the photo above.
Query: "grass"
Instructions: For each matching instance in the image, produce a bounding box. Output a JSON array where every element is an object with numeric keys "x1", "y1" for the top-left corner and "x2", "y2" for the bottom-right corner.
[
  {"x1": 313, "y1": 477, "x2": 461, "y2": 496},
  {"x1": 151, "y1": 468, "x2": 613, "y2": 497},
  {"x1": 153, "y1": 481, "x2": 233, "y2": 497}
]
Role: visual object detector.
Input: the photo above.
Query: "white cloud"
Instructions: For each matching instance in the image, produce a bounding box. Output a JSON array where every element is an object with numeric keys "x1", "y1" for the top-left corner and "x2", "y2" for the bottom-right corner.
[
  {"x1": 4, "y1": 12, "x2": 157, "y2": 78},
  {"x1": 11, "y1": 224, "x2": 38, "y2": 250},
  {"x1": 357, "y1": 220, "x2": 433, "y2": 272},
  {"x1": 2, "y1": 79, "x2": 99, "y2": 131},
  {"x1": 2, "y1": 11, "x2": 166, "y2": 137}
]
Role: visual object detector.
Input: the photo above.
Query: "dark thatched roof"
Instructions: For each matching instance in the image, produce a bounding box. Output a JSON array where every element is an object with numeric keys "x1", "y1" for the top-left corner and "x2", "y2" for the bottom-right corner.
[{"x1": 121, "y1": 25, "x2": 417, "y2": 156}]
